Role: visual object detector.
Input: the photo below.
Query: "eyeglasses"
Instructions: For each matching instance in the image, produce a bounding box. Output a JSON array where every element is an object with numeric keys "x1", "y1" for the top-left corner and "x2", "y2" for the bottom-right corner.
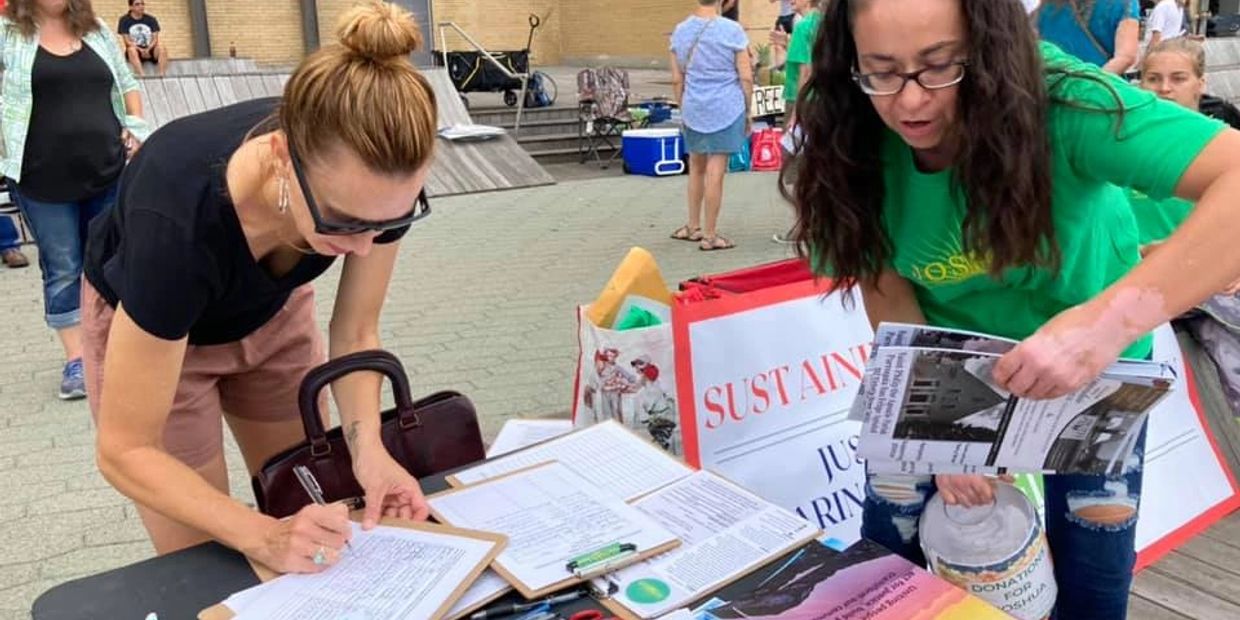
[
  {"x1": 288, "y1": 142, "x2": 430, "y2": 236},
  {"x1": 852, "y1": 61, "x2": 969, "y2": 96}
]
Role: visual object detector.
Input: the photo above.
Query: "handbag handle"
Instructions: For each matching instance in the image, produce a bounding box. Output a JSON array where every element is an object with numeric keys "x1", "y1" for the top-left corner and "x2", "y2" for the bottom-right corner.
[{"x1": 297, "y1": 350, "x2": 420, "y2": 457}]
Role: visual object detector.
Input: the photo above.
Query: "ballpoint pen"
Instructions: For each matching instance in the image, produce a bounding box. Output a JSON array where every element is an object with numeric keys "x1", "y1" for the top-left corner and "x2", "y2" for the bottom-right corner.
[
  {"x1": 469, "y1": 590, "x2": 588, "y2": 619},
  {"x1": 293, "y1": 465, "x2": 354, "y2": 551}
]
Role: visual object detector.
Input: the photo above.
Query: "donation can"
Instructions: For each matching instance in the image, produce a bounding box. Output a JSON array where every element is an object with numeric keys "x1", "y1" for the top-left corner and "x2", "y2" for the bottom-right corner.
[{"x1": 920, "y1": 483, "x2": 1057, "y2": 620}]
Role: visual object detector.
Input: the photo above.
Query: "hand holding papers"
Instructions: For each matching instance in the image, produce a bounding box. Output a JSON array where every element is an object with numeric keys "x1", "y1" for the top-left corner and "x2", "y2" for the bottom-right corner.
[
  {"x1": 855, "y1": 322, "x2": 1175, "y2": 475},
  {"x1": 429, "y1": 461, "x2": 682, "y2": 598}
]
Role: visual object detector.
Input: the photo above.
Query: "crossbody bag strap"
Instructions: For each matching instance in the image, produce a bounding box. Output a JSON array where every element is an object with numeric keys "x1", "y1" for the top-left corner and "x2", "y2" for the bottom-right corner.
[
  {"x1": 684, "y1": 17, "x2": 718, "y2": 78},
  {"x1": 1067, "y1": 0, "x2": 1111, "y2": 61}
]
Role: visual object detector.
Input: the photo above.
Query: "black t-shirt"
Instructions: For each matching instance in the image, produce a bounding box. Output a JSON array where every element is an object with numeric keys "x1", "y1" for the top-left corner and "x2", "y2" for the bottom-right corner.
[
  {"x1": 722, "y1": 2, "x2": 739, "y2": 21},
  {"x1": 1201, "y1": 94, "x2": 1240, "y2": 130},
  {"x1": 118, "y1": 13, "x2": 160, "y2": 48},
  {"x1": 20, "y1": 45, "x2": 124, "y2": 203},
  {"x1": 84, "y1": 98, "x2": 409, "y2": 345}
]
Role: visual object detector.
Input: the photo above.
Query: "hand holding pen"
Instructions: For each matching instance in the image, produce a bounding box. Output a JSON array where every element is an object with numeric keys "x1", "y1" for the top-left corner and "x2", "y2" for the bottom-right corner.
[{"x1": 295, "y1": 466, "x2": 359, "y2": 562}]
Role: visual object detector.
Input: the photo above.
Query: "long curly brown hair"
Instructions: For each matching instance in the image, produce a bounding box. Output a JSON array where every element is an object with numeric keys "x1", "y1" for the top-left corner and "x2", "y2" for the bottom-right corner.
[
  {"x1": 4, "y1": 0, "x2": 101, "y2": 39},
  {"x1": 782, "y1": 0, "x2": 1055, "y2": 293}
]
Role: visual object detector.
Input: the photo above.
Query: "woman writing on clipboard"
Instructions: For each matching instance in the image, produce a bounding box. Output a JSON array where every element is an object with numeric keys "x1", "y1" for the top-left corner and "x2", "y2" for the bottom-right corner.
[{"x1": 87, "y1": 1, "x2": 434, "y2": 573}]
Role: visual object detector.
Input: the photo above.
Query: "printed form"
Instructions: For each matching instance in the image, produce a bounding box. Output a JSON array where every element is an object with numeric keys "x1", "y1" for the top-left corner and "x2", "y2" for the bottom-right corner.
[
  {"x1": 600, "y1": 471, "x2": 819, "y2": 619},
  {"x1": 430, "y1": 461, "x2": 680, "y2": 596},
  {"x1": 453, "y1": 420, "x2": 692, "y2": 501},
  {"x1": 222, "y1": 523, "x2": 498, "y2": 620}
]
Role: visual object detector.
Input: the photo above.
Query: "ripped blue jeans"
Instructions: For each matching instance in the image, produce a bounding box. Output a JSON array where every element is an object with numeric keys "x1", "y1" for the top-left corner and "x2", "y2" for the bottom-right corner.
[{"x1": 861, "y1": 425, "x2": 1146, "y2": 620}]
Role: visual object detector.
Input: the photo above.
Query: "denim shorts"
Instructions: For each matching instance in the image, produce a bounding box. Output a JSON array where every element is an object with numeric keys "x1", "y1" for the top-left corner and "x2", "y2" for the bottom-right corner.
[
  {"x1": 7, "y1": 180, "x2": 117, "y2": 329},
  {"x1": 684, "y1": 113, "x2": 747, "y2": 155}
]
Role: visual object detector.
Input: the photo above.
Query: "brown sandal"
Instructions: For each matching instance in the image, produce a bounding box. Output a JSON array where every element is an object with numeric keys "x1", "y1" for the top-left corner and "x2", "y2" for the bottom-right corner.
[
  {"x1": 699, "y1": 234, "x2": 735, "y2": 251},
  {"x1": 671, "y1": 225, "x2": 703, "y2": 242}
]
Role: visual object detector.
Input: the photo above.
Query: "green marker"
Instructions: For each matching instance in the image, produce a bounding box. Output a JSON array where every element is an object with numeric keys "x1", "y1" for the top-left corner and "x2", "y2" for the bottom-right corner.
[{"x1": 565, "y1": 542, "x2": 637, "y2": 572}]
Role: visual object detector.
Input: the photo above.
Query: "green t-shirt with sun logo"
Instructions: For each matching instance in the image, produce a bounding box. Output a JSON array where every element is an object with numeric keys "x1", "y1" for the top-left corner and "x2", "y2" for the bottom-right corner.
[
  {"x1": 1126, "y1": 189, "x2": 1194, "y2": 246},
  {"x1": 878, "y1": 43, "x2": 1224, "y2": 359}
]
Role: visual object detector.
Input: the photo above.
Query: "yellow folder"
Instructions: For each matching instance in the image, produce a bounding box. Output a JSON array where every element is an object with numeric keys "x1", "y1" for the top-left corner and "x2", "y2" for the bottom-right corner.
[{"x1": 587, "y1": 247, "x2": 673, "y2": 329}]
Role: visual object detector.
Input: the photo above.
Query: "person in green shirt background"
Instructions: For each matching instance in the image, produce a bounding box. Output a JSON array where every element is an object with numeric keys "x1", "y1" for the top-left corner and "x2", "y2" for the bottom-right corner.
[
  {"x1": 771, "y1": 0, "x2": 820, "y2": 244},
  {"x1": 784, "y1": 0, "x2": 1240, "y2": 617},
  {"x1": 1129, "y1": 37, "x2": 1240, "y2": 246},
  {"x1": 782, "y1": 0, "x2": 822, "y2": 118},
  {"x1": 1129, "y1": 37, "x2": 1240, "y2": 421}
]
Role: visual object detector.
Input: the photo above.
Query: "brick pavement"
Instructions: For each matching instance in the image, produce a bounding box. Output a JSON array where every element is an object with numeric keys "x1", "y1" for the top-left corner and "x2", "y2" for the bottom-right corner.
[{"x1": 0, "y1": 170, "x2": 793, "y2": 618}]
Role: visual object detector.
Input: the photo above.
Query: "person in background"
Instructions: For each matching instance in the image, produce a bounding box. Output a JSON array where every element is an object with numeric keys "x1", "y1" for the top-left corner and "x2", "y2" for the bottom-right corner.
[
  {"x1": 118, "y1": 0, "x2": 166, "y2": 77},
  {"x1": 776, "y1": 0, "x2": 819, "y2": 114},
  {"x1": 773, "y1": 0, "x2": 820, "y2": 244},
  {"x1": 1146, "y1": 0, "x2": 1186, "y2": 50},
  {"x1": 0, "y1": 199, "x2": 29, "y2": 268},
  {"x1": 1037, "y1": 0, "x2": 1140, "y2": 74},
  {"x1": 790, "y1": 1, "x2": 1240, "y2": 617},
  {"x1": 1, "y1": 0, "x2": 148, "y2": 400},
  {"x1": 0, "y1": 0, "x2": 30, "y2": 270},
  {"x1": 1129, "y1": 38, "x2": 1240, "y2": 417},
  {"x1": 1131, "y1": 37, "x2": 1240, "y2": 249},
  {"x1": 670, "y1": 0, "x2": 752, "y2": 251},
  {"x1": 769, "y1": 0, "x2": 797, "y2": 68},
  {"x1": 87, "y1": 1, "x2": 436, "y2": 571},
  {"x1": 722, "y1": 0, "x2": 740, "y2": 21},
  {"x1": 772, "y1": 0, "x2": 797, "y2": 34}
]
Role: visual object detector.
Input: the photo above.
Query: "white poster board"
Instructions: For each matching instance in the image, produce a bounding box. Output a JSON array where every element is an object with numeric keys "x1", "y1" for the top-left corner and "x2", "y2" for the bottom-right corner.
[
  {"x1": 1135, "y1": 324, "x2": 1240, "y2": 567},
  {"x1": 675, "y1": 280, "x2": 874, "y2": 547}
]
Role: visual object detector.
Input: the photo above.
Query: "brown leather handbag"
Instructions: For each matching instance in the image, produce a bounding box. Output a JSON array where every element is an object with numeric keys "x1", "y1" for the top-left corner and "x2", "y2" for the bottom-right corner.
[{"x1": 251, "y1": 350, "x2": 486, "y2": 518}]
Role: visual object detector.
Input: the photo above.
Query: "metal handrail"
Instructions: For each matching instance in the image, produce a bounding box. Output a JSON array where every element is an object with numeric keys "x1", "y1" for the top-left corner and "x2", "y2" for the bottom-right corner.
[{"x1": 437, "y1": 21, "x2": 530, "y2": 136}]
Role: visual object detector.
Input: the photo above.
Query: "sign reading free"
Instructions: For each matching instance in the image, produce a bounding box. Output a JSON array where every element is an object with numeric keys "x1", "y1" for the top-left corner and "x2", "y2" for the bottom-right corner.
[{"x1": 751, "y1": 86, "x2": 785, "y2": 117}]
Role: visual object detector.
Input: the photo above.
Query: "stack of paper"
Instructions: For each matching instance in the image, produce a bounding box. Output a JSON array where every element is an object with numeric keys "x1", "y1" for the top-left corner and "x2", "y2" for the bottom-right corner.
[
  {"x1": 206, "y1": 522, "x2": 504, "y2": 620},
  {"x1": 205, "y1": 421, "x2": 825, "y2": 620},
  {"x1": 430, "y1": 461, "x2": 683, "y2": 597}
]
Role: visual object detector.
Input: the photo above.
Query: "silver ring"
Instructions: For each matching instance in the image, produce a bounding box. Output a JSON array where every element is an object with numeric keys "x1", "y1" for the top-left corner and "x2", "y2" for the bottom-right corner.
[{"x1": 313, "y1": 545, "x2": 327, "y2": 566}]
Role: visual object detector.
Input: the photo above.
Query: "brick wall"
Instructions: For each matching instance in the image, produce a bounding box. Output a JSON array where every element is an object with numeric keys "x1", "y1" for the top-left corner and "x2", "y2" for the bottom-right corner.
[
  {"x1": 558, "y1": 0, "x2": 781, "y2": 67},
  {"x1": 207, "y1": 0, "x2": 305, "y2": 64},
  {"x1": 88, "y1": 0, "x2": 782, "y2": 68},
  {"x1": 94, "y1": 0, "x2": 194, "y2": 59},
  {"x1": 316, "y1": 0, "x2": 355, "y2": 46},
  {"x1": 432, "y1": 0, "x2": 562, "y2": 65}
]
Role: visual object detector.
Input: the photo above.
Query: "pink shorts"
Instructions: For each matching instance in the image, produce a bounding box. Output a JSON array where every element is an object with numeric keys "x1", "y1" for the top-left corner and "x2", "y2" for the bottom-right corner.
[{"x1": 82, "y1": 281, "x2": 326, "y2": 468}]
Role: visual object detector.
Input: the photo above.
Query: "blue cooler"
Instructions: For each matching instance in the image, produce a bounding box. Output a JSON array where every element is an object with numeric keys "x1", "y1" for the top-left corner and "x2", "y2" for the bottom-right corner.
[{"x1": 622, "y1": 128, "x2": 686, "y2": 176}]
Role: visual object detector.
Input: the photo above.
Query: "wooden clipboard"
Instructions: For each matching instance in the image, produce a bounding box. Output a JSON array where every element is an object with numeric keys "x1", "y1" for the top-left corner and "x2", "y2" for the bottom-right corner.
[
  {"x1": 429, "y1": 461, "x2": 682, "y2": 600},
  {"x1": 198, "y1": 516, "x2": 507, "y2": 620},
  {"x1": 443, "y1": 577, "x2": 512, "y2": 620},
  {"x1": 446, "y1": 420, "x2": 694, "y2": 493}
]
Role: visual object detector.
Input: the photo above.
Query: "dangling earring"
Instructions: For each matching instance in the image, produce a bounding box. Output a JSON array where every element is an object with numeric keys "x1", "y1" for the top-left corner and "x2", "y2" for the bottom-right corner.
[{"x1": 277, "y1": 175, "x2": 290, "y2": 215}]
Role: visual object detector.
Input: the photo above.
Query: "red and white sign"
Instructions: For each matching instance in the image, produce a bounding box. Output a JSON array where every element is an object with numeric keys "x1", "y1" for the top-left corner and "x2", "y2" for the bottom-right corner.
[
  {"x1": 1135, "y1": 324, "x2": 1240, "y2": 569},
  {"x1": 674, "y1": 260, "x2": 874, "y2": 546}
]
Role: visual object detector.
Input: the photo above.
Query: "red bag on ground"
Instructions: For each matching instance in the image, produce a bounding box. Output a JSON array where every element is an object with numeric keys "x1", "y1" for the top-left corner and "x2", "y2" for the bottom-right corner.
[{"x1": 749, "y1": 128, "x2": 783, "y2": 172}]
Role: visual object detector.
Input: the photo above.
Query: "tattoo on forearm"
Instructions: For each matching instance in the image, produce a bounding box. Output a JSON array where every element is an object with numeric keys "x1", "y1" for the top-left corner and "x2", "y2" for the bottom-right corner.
[{"x1": 346, "y1": 421, "x2": 359, "y2": 448}]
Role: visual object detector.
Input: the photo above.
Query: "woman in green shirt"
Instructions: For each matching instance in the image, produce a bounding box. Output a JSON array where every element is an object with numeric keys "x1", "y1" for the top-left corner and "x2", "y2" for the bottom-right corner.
[{"x1": 787, "y1": 1, "x2": 1240, "y2": 617}]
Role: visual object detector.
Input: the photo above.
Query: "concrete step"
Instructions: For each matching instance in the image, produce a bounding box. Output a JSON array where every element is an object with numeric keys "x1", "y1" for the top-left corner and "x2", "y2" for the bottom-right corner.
[
  {"x1": 518, "y1": 132, "x2": 625, "y2": 156},
  {"x1": 530, "y1": 146, "x2": 623, "y2": 166},
  {"x1": 471, "y1": 105, "x2": 579, "y2": 126},
  {"x1": 500, "y1": 118, "x2": 580, "y2": 137}
]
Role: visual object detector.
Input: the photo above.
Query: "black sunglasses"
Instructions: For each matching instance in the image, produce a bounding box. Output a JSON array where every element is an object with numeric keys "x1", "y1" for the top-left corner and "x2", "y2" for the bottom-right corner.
[{"x1": 288, "y1": 142, "x2": 430, "y2": 236}]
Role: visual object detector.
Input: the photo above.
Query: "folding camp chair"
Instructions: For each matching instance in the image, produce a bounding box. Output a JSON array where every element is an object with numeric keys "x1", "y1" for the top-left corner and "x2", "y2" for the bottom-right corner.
[{"x1": 578, "y1": 67, "x2": 639, "y2": 169}]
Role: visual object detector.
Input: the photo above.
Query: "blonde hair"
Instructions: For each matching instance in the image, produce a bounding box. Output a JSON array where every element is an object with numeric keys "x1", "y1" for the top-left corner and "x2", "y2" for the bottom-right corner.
[
  {"x1": 279, "y1": 1, "x2": 437, "y2": 176},
  {"x1": 1143, "y1": 37, "x2": 1206, "y2": 78}
]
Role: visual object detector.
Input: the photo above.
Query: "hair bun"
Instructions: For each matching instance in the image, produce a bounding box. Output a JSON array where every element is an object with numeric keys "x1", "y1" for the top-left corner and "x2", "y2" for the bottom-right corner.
[{"x1": 337, "y1": 1, "x2": 423, "y2": 61}]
